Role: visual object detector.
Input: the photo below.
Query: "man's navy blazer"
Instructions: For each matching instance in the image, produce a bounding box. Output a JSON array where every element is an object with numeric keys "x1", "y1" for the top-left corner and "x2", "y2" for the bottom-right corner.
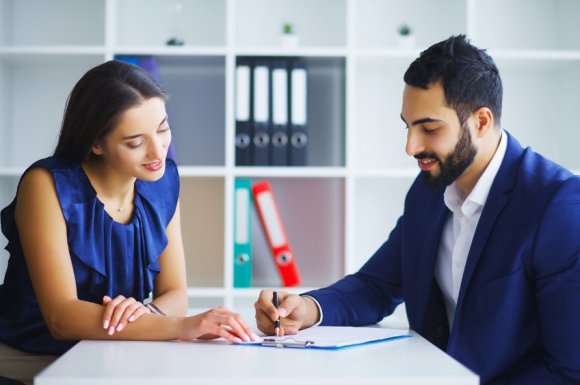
[{"x1": 308, "y1": 132, "x2": 580, "y2": 384}]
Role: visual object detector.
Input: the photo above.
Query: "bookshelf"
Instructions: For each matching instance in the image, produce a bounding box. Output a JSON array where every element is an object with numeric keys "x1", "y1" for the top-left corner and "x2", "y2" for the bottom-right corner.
[{"x1": 1, "y1": 0, "x2": 579, "y2": 317}]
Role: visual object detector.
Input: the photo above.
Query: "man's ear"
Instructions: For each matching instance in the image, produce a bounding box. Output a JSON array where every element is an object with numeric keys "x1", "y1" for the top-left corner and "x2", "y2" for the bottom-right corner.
[{"x1": 473, "y1": 107, "x2": 494, "y2": 138}]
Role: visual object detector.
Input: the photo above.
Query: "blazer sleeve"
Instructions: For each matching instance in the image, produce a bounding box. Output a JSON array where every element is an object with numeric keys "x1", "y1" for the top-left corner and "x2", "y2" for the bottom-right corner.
[
  {"x1": 508, "y1": 176, "x2": 580, "y2": 384},
  {"x1": 305, "y1": 217, "x2": 404, "y2": 326}
]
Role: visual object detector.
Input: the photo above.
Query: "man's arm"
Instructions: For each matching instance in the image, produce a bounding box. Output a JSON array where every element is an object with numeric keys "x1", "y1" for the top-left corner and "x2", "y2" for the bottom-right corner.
[
  {"x1": 508, "y1": 177, "x2": 580, "y2": 384},
  {"x1": 304, "y1": 216, "x2": 405, "y2": 327}
]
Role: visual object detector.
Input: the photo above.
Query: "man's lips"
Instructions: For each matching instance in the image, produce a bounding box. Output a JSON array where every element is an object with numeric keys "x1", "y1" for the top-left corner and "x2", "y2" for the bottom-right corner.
[
  {"x1": 144, "y1": 161, "x2": 163, "y2": 171},
  {"x1": 417, "y1": 157, "x2": 437, "y2": 171}
]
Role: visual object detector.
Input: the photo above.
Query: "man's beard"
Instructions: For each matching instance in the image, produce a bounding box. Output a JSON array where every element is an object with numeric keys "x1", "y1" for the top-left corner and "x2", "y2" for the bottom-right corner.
[{"x1": 416, "y1": 123, "x2": 477, "y2": 188}]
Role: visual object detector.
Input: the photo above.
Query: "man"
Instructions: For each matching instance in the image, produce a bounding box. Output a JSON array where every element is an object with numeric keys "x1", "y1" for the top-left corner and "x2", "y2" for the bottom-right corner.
[{"x1": 254, "y1": 35, "x2": 580, "y2": 384}]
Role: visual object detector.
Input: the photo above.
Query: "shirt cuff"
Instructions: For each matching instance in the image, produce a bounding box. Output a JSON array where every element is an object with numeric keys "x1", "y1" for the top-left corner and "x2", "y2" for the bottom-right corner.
[{"x1": 301, "y1": 295, "x2": 323, "y2": 327}]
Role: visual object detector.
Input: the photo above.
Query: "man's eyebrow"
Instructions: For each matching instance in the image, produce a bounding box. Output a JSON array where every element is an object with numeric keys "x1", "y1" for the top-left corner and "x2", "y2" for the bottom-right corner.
[{"x1": 400, "y1": 114, "x2": 443, "y2": 126}]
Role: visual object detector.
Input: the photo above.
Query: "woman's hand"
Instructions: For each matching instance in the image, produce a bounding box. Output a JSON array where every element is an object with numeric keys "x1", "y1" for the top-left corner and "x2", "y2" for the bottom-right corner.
[
  {"x1": 179, "y1": 307, "x2": 259, "y2": 343},
  {"x1": 102, "y1": 295, "x2": 151, "y2": 335}
]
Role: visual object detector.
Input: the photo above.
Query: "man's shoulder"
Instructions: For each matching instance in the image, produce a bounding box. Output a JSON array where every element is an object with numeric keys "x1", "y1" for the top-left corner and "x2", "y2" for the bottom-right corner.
[
  {"x1": 516, "y1": 147, "x2": 576, "y2": 198},
  {"x1": 492, "y1": 145, "x2": 578, "y2": 229}
]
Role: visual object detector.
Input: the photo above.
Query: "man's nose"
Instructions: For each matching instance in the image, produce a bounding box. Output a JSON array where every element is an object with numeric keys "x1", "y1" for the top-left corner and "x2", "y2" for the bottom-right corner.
[{"x1": 405, "y1": 128, "x2": 425, "y2": 157}]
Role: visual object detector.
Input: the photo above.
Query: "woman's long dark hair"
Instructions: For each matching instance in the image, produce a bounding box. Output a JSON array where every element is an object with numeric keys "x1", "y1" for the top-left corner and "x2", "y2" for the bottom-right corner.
[{"x1": 54, "y1": 60, "x2": 167, "y2": 162}]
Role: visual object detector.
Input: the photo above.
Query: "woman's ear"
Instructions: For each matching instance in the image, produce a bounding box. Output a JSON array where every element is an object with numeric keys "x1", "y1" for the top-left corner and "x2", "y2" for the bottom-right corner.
[
  {"x1": 474, "y1": 107, "x2": 494, "y2": 138},
  {"x1": 91, "y1": 143, "x2": 104, "y2": 156}
]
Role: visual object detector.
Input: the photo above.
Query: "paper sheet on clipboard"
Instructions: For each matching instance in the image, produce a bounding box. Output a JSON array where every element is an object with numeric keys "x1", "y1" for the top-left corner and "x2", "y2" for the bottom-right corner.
[{"x1": 246, "y1": 326, "x2": 412, "y2": 350}]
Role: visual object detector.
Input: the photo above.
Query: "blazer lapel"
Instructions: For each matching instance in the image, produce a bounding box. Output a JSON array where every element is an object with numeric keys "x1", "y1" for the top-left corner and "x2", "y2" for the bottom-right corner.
[
  {"x1": 415, "y1": 197, "x2": 449, "y2": 331},
  {"x1": 454, "y1": 132, "x2": 522, "y2": 316}
]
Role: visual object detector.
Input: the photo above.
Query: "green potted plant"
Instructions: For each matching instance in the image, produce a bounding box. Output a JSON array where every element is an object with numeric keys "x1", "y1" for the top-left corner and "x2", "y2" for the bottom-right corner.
[
  {"x1": 281, "y1": 22, "x2": 299, "y2": 47},
  {"x1": 396, "y1": 23, "x2": 416, "y2": 48}
]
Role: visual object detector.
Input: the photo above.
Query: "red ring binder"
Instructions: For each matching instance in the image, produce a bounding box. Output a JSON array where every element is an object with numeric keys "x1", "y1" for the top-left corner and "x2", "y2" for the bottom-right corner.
[{"x1": 252, "y1": 181, "x2": 301, "y2": 287}]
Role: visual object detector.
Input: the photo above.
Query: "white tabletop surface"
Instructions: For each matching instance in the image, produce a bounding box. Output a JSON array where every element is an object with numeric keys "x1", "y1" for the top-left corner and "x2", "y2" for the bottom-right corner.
[{"x1": 35, "y1": 329, "x2": 478, "y2": 385}]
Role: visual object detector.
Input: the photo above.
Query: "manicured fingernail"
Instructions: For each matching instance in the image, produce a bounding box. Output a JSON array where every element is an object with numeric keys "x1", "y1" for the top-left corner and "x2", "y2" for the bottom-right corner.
[
  {"x1": 233, "y1": 337, "x2": 242, "y2": 343},
  {"x1": 128, "y1": 315, "x2": 135, "y2": 322},
  {"x1": 103, "y1": 320, "x2": 109, "y2": 329},
  {"x1": 116, "y1": 323, "x2": 124, "y2": 332},
  {"x1": 252, "y1": 333, "x2": 261, "y2": 341},
  {"x1": 242, "y1": 333, "x2": 250, "y2": 342},
  {"x1": 108, "y1": 326, "x2": 115, "y2": 335},
  {"x1": 278, "y1": 308, "x2": 287, "y2": 317}
]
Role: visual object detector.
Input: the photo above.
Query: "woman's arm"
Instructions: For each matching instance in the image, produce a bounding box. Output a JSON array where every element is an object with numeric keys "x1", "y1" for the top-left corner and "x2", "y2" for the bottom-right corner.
[
  {"x1": 151, "y1": 199, "x2": 189, "y2": 316},
  {"x1": 16, "y1": 168, "x2": 256, "y2": 343},
  {"x1": 16, "y1": 167, "x2": 123, "y2": 340}
]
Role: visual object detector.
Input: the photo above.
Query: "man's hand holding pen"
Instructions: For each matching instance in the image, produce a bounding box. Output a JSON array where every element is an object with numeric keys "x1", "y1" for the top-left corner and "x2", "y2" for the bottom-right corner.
[
  {"x1": 254, "y1": 289, "x2": 320, "y2": 336},
  {"x1": 273, "y1": 291, "x2": 281, "y2": 336}
]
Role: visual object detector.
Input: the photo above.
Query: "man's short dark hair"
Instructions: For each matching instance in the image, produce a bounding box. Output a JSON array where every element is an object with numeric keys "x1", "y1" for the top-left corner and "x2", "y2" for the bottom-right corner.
[{"x1": 404, "y1": 35, "x2": 502, "y2": 127}]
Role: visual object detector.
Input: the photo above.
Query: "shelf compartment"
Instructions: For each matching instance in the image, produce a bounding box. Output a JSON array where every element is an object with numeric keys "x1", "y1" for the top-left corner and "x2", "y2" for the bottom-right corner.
[
  {"x1": 113, "y1": 0, "x2": 226, "y2": 47},
  {"x1": 239, "y1": 177, "x2": 345, "y2": 288},
  {"x1": 473, "y1": 0, "x2": 580, "y2": 51},
  {"x1": 351, "y1": 177, "x2": 414, "y2": 273},
  {"x1": 234, "y1": 56, "x2": 346, "y2": 167},
  {"x1": 354, "y1": 0, "x2": 466, "y2": 49},
  {"x1": 0, "y1": 176, "x2": 19, "y2": 284},
  {"x1": 234, "y1": 0, "x2": 346, "y2": 48},
  {"x1": 307, "y1": 57, "x2": 346, "y2": 166},
  {"x1": 0, "y1": 54, "x2": 105, "y2": 167},
  {"x1": 180, "y1": 177, "x2": 225, "y2": 288},
  {"x1": 139, "y1": 55, "x2": 226, "y2": 167},
  {"x1": 496, "y1": 58, "x2": 580, "y2": 171},
  {"x1": 352, "y1": 56, "x2": 416, "y2": 169},
  {"x1": 0, "y1": 0, "x2": 104, "y2": 47}
]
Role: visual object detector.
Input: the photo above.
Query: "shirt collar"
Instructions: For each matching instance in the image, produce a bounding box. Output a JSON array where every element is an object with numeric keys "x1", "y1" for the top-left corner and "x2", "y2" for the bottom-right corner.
[{"x1": 444, "y1": 130, "x2": 507, "y2": 217}]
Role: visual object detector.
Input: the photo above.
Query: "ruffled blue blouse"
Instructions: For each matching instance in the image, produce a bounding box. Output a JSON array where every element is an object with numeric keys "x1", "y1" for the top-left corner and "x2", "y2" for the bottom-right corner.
[{"x1": 0, "y1": 156, "x2": 179, "y2": 355}]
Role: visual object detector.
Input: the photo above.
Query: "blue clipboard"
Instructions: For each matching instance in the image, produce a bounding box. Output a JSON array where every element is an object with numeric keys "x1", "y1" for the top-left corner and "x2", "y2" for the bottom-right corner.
[{"x1": 242, "y1": 326, "x2": 412, "y2": 350}]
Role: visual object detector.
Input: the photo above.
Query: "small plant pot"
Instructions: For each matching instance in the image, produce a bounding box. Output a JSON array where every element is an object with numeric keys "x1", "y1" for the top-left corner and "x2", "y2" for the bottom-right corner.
[
  {"x1": 396, "y1": 34, "x2": 416, "y2": 49},
  {"x1": 281, "y1": 34, "x2": 299, "y2": 48}
]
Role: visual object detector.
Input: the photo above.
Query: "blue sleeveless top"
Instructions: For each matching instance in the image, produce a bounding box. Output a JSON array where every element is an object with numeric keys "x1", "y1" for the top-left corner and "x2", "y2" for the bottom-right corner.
[{"x1": 0, "y1": 156, "x2": 179, "y2": 355}]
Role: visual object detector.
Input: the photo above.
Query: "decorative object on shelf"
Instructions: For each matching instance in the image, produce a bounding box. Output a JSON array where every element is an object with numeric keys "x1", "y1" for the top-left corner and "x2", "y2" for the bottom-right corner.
[
  {"x1": 396, "y1": 23, "x2": 416, "y2": 49},
  {"x1": 280, "y1": 22, "x2": 299, "y2": 48},
  {"x1": 166, "y1": 1, "x2": 185, "y2": 46}
]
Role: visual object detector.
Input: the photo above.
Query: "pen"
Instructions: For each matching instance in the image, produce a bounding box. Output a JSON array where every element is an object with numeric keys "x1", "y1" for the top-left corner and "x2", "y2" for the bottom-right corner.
[{"x1": 273, "y1": 291, "x2": 280, "y2": 337}]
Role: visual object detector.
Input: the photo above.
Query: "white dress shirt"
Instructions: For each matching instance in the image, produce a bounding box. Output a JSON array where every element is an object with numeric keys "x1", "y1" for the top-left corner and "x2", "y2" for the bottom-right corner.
[{"x1": 435, "y1": 130, "x2": 507, "y2": 330}]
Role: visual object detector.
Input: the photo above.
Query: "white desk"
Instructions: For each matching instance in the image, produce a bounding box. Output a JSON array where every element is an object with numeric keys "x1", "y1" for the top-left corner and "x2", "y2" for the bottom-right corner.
[{"x1": 35, "y1": 330, "x2": 478, "y2": 385}]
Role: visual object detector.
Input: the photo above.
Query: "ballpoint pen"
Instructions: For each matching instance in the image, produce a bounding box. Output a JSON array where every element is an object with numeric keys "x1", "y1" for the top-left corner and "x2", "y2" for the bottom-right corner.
[{"x1": 273, "y1": 291, "x2": 280, "y2": 337}]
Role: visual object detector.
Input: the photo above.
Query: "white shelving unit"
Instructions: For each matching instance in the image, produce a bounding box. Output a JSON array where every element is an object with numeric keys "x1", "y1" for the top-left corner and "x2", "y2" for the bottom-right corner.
[{"x1": 1, "y1": 0, "x2": 579, "y2": 315}]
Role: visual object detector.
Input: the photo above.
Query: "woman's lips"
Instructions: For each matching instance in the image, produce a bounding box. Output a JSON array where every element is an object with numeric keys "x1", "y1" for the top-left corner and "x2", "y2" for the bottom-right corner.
[{"x1": 144, "y1": 160, "x2": 163, "y2": 171}]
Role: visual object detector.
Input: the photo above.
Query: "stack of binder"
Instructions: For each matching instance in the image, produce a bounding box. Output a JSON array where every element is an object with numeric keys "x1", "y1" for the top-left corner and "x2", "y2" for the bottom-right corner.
[
  {"x1": 233, "y1": 179, "x2": 301, "y2": 287},
  {"x1": 235, "y1": 57, "x2": 308, "y2": 167}
]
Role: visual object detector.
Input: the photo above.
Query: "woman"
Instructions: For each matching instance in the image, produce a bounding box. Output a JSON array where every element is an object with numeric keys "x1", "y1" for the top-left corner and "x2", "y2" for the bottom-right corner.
[{"x1": 0, "y1": 60, "x2": 257, "y2": 385}]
